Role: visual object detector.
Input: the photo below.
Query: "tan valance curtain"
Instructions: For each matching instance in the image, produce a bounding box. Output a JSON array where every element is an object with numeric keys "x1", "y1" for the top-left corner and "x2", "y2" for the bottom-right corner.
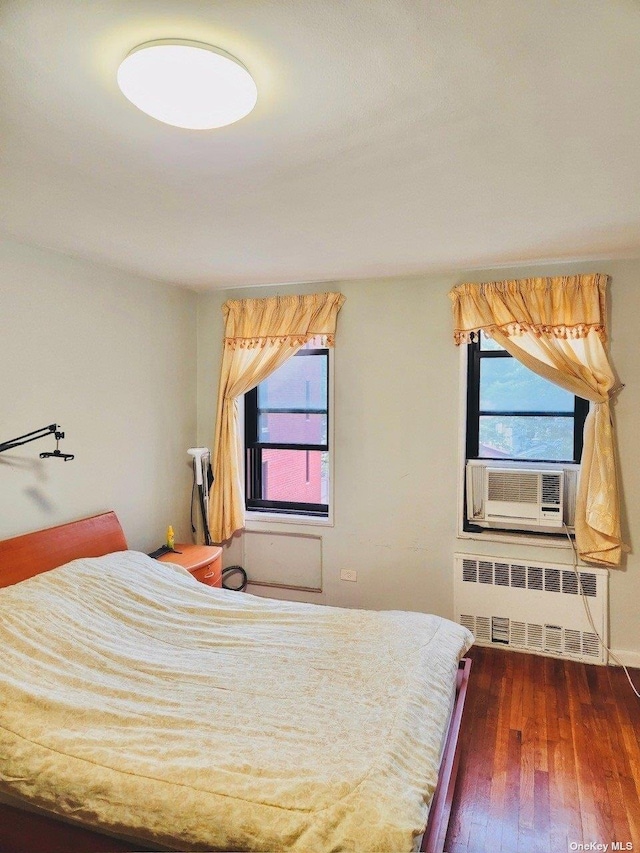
[
  {"x1": 450, "y1": 274, "x2": 625, "y2": 567},
  {"x1": 209, "y1": 292, "x2": 345, "y2": 543}
]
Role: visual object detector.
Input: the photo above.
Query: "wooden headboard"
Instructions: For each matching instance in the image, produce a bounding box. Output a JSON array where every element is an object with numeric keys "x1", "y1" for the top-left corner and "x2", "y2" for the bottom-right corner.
[{"x1": 0, "y1": 512, "x2": 128, "y2": 588}]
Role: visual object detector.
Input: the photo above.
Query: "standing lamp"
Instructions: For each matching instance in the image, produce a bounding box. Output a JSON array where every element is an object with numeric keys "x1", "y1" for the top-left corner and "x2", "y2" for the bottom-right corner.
[{"x1": 188, "y1": 447, "x2": 213, "y2": 545}]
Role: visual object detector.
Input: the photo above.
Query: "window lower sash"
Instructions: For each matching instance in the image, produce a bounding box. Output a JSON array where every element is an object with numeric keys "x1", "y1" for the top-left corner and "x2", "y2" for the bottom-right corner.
[{"x1": 246, "y1": 499, "x2": 328, "y2": 517}]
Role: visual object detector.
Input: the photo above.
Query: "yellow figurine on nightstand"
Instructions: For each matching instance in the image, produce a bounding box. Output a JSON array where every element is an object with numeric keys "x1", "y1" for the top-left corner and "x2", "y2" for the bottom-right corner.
[{"x1": 166, "y1": 526, "x2": 175, "y2": 550}]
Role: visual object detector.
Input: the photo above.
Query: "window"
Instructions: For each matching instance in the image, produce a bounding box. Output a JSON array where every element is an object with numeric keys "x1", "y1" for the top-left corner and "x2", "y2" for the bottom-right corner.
[
  {"x1": 466, "y1": 332, "x2": 589, "y2": 464},
  {"x1": 244, "y1": 342, "x2": 329, "y2": 517}
]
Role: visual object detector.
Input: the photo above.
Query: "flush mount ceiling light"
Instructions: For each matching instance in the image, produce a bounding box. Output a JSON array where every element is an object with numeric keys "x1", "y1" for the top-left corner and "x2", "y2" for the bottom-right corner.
[{"x1": 117, "y1": 39, "x2": 257, "y2": 130}]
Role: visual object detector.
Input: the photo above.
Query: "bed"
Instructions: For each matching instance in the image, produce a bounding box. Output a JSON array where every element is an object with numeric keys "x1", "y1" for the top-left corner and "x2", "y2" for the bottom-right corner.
[{"x1": 0, "y1": 512, "x2": 472, "y2": 853}]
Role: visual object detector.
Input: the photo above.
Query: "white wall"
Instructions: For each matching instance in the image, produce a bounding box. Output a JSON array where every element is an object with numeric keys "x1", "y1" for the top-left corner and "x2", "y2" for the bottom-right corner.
[
  {"x1": 197, "y1": 258, "x2": 640, "y2": 659},
  {"x1": 5, "y1": 233, "x2": 634, "y2": 655},
  {"x1": 1, "y1": 236, "x2": 198, "y2": 551}
]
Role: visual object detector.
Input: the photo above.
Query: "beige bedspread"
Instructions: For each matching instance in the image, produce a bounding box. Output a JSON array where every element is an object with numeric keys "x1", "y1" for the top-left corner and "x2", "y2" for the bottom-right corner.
[{"x1": 0, "y1": 551, "x2": 472, "y2": 852}]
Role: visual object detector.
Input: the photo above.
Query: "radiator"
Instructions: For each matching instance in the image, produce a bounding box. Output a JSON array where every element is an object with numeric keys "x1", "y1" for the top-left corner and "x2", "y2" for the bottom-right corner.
[{"x1": 453, "y1": 553, "x2": 609, "y2": 665}]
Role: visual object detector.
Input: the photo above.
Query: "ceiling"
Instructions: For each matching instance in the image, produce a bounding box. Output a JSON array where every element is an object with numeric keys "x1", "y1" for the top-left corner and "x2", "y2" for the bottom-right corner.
[{"x1": 1, "y1": 1, "x2": 639, "y2": 291}]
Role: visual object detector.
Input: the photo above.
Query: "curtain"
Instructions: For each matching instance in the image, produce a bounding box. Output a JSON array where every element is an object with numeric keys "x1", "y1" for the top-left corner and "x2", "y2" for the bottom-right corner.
[
  {"x1": 450, "y1": 274, "x2": 625, "y2": 567},
  {"x1": 209, "y1": 292, "x2": 345, "y2": 543}
]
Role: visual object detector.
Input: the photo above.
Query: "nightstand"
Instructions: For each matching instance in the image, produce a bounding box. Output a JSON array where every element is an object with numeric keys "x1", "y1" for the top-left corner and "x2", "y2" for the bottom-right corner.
[{"x1": 157, "y1": 544, "x2": 223, "y2": 588}]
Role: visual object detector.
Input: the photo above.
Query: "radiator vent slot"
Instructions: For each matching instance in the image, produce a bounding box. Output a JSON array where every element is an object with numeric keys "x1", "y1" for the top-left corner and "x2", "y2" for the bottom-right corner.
[
  {"x1": 583, "y1": 632, "x2": 601, "y2": 657},
  {"x1": 459, "y1": 615, "x2": 603, "y2": 662},
  {"x1": 460, "y1": 614, "x2": 475, "y2": 634},
  {"x1": 495, "y1": 562, "x2": 510, "y2": 586},
  {"x1": 527, "y1": 566, "x2": 543, "y2": 591},
  {"x1": 461, "y1": 557, "x2": 598, "y2": 599},
  {"x1": 462, "y1": 559, "x2": 477, "y2": 583},
  {"x1": 511, "y1": 621, "x2": 526, "y2": 646},
  {"x1": 475, "y1": 616, "x2": 491, "y2": 643},
  {"x1": 528, "y1": 623, "x2": 543, "y2": 648},
  {"x1": 511, "y1": 564, "x2": 526, "y2": 589},
  {"x1": 491, "y1": 616, "x2": 510, "y2": 644},
  {"x1": 565, "y1": 629, "x2": 581, "y2": 655},
  {"x1": 579, "y1": 573, "x2": 597, "y2": 597},
  {"x1": 455, "y1": 554, "x2": 608, "y2": 665},
  {"x1": 544, "y1": 568, "x2": 561, "y2": 593},
  {"x1": 479, "y1": 561, "x2": 493, "y2": 584},
  {"x1": 562, "y1": 571, "x2": 578, "y2": 595},
  {"x1": 545, "y1": 624, "x2": 563, "y2": 653}
]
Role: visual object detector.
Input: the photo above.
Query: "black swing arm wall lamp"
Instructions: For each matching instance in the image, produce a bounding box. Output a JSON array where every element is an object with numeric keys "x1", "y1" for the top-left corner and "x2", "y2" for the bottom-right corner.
[{"x1": 0, "y1": 424, "x2": 75, "y2": 461}]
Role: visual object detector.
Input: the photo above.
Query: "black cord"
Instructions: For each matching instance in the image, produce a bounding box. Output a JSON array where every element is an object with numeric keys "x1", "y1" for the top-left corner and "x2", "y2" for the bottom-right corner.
[
  {"x1": 222, "y1": 565, "x2": 248, "y2": 592},
  {"x1": 198, "y1": 484, "x2": 213, "y2": 546},
  {"x1": 190, "y1": 477, "x2": 196, "y2": 535}
]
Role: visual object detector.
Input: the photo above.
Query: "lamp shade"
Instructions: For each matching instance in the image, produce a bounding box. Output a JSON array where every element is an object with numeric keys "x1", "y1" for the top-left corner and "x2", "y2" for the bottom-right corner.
[{"x1": 117, "y1": 39, "x2": 257, "y2": 130}]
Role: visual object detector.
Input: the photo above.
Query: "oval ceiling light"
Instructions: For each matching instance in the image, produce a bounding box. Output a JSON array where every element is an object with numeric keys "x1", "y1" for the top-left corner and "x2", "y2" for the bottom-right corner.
[{"x1": 117, "y1": 39, "x2": 257, "y2": 130}]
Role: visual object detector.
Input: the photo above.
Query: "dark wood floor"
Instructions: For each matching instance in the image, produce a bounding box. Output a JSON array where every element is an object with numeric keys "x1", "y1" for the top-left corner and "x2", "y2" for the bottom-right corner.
[{"x1": 445, "y1": 645, "x2": 640, "y2": 853}]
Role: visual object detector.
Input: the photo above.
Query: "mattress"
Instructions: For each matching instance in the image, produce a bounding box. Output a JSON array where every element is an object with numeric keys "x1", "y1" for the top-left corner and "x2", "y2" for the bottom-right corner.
[{"x1": 0, "y1": 550, "x2": 473, "y2": 852}]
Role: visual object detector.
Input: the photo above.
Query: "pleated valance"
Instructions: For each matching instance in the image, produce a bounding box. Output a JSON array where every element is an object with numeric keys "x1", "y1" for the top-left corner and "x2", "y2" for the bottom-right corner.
[
  {"x1": 222, "y1": 292, "x2": 345, "y2": 350},
  {"x1": 450, "y1": 273, "x2": 608, "y2": 345}
]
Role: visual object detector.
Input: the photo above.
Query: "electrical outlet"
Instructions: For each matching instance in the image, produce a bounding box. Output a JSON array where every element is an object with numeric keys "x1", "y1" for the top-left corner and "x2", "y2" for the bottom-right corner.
[{"x1": 340, "y1": 569, "x2": 357, "y2": 582}]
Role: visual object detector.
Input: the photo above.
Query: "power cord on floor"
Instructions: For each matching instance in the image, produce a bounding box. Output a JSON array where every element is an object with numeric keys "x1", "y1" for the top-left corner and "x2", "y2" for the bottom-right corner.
[
  {"x1": 222, "y1": 565, "x2": 248, "y2": 592},
  {"x1": 564, "y1": 523, "x2": 639, "y2": 699}
]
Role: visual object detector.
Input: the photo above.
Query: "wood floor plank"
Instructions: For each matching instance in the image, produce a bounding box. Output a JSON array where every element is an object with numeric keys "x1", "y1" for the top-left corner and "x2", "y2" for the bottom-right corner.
[
  {"x1": 550, "y1": 692, "x2": 583, "y2": 848},
  {"x1": 518, "y1": 655, "x2": 537, "y2": 838},
  {"x1": 484, "y1": 662, "x2": 511, "y2": 853},
  {"x1": 532, "y1": 769, "x2": 550, "y2": 853},
  {"x1": 446, "y1": 646, "x2": 640, "y2": 853},
  {"x1": 499, "y1": 726, "x2": 522, "y2": 853},
  {"x1": 587, "y1": 666, "x2": 634, "y2": 845},
  {"x1": 531, "y1": 655, "x2": 548, "y2": 774},
  {"x1": 568, "y1": 679, "x2": 616, "y2": 842}
]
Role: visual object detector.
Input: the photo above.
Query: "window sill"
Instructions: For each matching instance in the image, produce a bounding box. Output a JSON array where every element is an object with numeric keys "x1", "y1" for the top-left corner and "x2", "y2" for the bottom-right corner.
[
  {"x1": 245, "y1": 511, "x2": 334, "y2": 531},
  {"x1": 456, "y1": 527, "x2": 574, "y2": 550}
]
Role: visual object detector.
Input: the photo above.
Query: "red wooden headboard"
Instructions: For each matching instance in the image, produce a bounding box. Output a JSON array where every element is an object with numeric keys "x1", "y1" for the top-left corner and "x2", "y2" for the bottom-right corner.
[{"x1": 0, "y1": 512, "x2": 128, "y2": 588}]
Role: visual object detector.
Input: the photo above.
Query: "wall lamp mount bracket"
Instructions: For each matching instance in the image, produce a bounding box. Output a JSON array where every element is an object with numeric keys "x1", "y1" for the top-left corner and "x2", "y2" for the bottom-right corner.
[{"x1": 0, "y1": 423, "x2": 75, "y2": 461}]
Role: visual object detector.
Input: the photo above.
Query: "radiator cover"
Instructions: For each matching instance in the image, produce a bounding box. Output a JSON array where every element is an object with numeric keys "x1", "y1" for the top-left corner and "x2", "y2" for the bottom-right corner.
[{"x1": 454, "y1": 553, "x2": 609, "y2": 664}]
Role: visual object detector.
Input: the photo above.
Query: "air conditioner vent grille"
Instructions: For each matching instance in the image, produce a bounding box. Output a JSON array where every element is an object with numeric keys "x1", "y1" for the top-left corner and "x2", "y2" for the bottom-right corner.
[
  {"x1": 541, "y1": 473, "x2": 561, "y2": 505},
  {"x1": 487, "y1": 470, "x2": 538, "y2": 503}
]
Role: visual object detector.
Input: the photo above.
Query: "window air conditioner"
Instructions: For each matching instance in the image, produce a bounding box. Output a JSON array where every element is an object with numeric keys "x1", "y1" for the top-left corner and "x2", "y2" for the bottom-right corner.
[{"x1": 465, "y1": 460, "x2": 579, "y2": 532}]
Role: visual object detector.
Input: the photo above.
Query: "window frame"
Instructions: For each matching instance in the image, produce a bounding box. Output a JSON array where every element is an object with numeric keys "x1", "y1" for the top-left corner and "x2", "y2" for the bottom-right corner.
[
  {"x1": 465, "y1": 336, "x2": 589, "y2": 465},
  {"x1": 244, "y1": 347, "x2": 330, "y2": 518}
]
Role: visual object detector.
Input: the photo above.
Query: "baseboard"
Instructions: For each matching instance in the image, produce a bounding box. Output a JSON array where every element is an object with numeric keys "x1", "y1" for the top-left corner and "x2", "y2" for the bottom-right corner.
[{"x1": 609, "y1": 648, "x2": 640, "y2": 669}]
